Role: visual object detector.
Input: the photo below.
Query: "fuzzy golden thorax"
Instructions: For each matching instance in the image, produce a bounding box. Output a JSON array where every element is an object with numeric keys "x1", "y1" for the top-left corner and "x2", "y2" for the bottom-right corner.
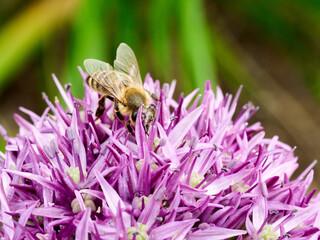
[{"x1": 118, "y1": 86, "x2": 150, "y2": 116}]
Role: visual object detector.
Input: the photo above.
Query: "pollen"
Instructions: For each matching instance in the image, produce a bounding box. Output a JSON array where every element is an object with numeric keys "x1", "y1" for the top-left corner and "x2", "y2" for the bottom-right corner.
[
  {"x1": 127, "y1": 223, "x2": 149, "y2": 240},
  {"x1": 71, "y1": 193, "x2": 96, "y2": 213},
  {"x1": 258, "y1": 225, "x2": 279, "y2": 240}
]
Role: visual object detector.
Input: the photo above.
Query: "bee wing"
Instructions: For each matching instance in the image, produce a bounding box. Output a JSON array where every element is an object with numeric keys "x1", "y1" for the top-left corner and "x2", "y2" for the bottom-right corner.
[
  {"x1": 84, "y1": 59, "x2": 125, "y2": 101},
  {"x1": 114, "y1": 43, "x2": 143, "y2": 86},
  {"x1": 84, "y1": 58, "x2": 113, "y2": 76}
]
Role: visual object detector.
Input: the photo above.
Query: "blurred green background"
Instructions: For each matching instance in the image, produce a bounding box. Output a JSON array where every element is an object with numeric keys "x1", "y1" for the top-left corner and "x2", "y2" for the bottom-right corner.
[{"x1": 0, "y1": 0, "x2": 320, "y2": 184}]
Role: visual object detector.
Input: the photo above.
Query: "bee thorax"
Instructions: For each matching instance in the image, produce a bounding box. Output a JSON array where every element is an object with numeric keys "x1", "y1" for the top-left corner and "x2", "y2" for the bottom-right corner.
[{"x1": 122, "y1": 87, "x2": 149, "y2": 112}]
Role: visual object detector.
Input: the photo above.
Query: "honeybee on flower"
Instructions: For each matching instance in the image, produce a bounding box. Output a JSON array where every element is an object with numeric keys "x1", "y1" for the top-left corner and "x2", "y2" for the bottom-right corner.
[{"x1": 84, "y1": 43, "x2": 158, "y2": 135}]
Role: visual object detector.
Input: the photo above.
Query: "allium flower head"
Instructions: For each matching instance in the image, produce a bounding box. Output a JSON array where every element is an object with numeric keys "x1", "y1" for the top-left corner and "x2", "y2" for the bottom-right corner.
[{"x1": 0, "y1": 68, "x2": 320, "y2": 239}]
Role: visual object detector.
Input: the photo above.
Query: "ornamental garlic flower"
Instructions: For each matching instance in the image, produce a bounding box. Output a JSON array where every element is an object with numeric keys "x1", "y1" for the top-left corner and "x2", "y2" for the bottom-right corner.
[{"x1": 0, "y1": 67, "x2": 319, "y2": 240}]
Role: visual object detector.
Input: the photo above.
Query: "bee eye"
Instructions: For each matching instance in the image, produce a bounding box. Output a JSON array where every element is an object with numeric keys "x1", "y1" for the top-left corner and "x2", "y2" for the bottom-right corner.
[{"x1": 131, "y1": 111, "x2": 138, "y2": 122}]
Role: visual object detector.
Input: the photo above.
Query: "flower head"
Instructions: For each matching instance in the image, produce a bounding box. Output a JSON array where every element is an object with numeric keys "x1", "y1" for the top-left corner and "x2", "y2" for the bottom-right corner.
[{"x1": 0, "y1": 68, "x2": 319, "y2": 239}]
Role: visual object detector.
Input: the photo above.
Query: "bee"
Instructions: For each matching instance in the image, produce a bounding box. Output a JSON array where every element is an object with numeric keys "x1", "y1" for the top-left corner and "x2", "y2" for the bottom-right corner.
[{"x1": 84, "y1": 43, "x2": 158, "y2": 135}]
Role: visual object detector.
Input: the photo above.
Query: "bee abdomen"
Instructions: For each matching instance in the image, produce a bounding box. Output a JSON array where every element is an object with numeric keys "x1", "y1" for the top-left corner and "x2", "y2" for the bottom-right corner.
[{"x1": 86, "y1": 76, "x2": 106, "y2": 94}]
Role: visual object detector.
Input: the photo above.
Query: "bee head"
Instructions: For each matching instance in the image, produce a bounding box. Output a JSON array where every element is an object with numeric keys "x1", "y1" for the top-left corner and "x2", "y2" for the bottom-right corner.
[
  {"x1": 130, "y1": 104, "x2": 156, "y2": 134},
  {"x1": 143, "y1": 104, "x2": 157, "y2": 133}
]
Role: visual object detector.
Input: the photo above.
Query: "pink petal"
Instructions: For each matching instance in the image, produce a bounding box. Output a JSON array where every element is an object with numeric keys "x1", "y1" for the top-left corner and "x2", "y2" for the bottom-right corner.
[
  {"x1": 189, "y1": 226, "x2": 246, "y2": 240},
  {"x1": 75, "y1": 208, "x2": 91, "y2": 240},
  {"x1": 168, "y1": 105, "x2": 204, "y2": 148},
  {"x1": 150, "y1": 219, "x2": 198, "y2": 240},
  {"x1": 52, "y1": 74, "x2": 74, "y2": 112},
  {"x1": 205, "y1": 169, "x2": 252, "y2": 195}
]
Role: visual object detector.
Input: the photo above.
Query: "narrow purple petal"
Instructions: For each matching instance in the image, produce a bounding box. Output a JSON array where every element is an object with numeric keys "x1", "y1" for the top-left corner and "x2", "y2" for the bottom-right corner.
[
  {"x1": 205, "y1": 169, "x2": 252, "y2": 195},
  {"x1": 188, "y1": 226, "x2": 246, "y2": 240},
  {"x1": 95, "y1": 170, "x2": 130, "y2": 224},
  {"x1": 168, "y1": 105, "x2": 204, "y2": 148},
  {"x1": 150, "y1": 219, "x2": 198, "y2": 240},
  {"x1": 182, "y1": 88, "x2": 200, "y2": 109},
  {"x1": 135, "y1": 106, "x2": 147, "y2": 159},
  {"x1": 32, "y1": 206, "x2": 72, "y2": 218},
  {"x1": 5, "y1": 169, "x2": 67, "y2": 194},
  {"x1": 19, "y1": 106, "x2": 41, "y2": 124},
  {"x1": 0, "y1": 172, "x2": 14, "y2": 239},
  {"x1": 13, "y1": 201, "x2": 38, "y2": 240},
  {"x1": 75, "y1": 208, "x2": 91, "y2": 240},
  {"x1": 280, "y1": 203, "x2": 320, "y2": 232},
  {"x1": 156, "y1": 122, "x2": 180, "y2": 167},
  {"x1": 115, "y1": 202, "x2": 126, "y2": 238},
  {"x1": 52, "y1": 73, "x2": 74, "y2": 112},
  {"x1": 252, "y1": 195, "x2": 267, "y2": 231}
]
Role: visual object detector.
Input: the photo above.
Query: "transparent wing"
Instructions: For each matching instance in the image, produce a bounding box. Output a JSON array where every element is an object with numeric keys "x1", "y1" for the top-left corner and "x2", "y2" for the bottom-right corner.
[
  {"x1": 84, "y1": 59, "x2": 113, "y2": 76},
  {"x1": 84, "y1": 59, "x2": 125, "y2": 101},
  {"x1": 114, "y1": 43, "x2": 142, "y2": 86}
]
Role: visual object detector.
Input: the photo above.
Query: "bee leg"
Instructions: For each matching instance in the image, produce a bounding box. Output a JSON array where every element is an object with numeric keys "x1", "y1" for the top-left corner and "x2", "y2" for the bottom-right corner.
[
  {"x1": 106, "y1": 95, "x2": 114, "y2": 102},
  {"x1": 125, "y1": 120, "x2": 135, "y2": 136},
  {"x1": 144, "y1": 124, "x2": 150, "y2": 136},
  {"x1": 151, "y1": 93, "x2": 159, "y2": 101},
  {"x1": 95, "y1": 95, "x2": 107, "y2": 119},
  {"x1": 114, "y1": 99, "x2": 132, "y2": 134},
  {"x1": 145, "y1": 90, "x2": 159, "y2": 101},
  {"x1": 114, "y1": 99, "x2": 124, "y2": 121}
]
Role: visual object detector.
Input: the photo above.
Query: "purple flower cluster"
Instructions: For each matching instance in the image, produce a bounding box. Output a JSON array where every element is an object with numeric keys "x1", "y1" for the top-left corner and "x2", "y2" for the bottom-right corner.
[{"x1": 0, "y1": 68, "x2": 319, "y2": 240}]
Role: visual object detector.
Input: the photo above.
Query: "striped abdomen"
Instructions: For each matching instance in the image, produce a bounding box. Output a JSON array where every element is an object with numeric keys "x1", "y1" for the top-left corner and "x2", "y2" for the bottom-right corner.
[{"x1": 86, "y1": 75, "x2": 108, "y2": 94}]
